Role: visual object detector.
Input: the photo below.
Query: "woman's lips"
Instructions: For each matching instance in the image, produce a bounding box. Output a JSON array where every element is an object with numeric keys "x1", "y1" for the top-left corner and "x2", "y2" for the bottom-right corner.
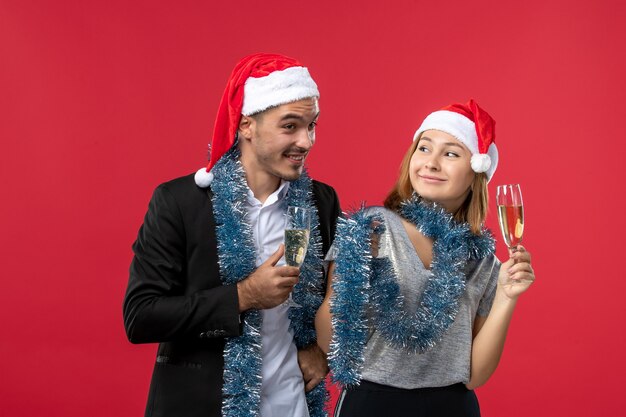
[{"x1": 418, "y1": 175, "x2": 446, "y2": 183}]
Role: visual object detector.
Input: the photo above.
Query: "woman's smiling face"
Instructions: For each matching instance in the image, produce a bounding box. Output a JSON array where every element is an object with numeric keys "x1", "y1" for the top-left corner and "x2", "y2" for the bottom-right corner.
[{"x1": 409, "y1": 129, "x2": 476, "y2": 213}]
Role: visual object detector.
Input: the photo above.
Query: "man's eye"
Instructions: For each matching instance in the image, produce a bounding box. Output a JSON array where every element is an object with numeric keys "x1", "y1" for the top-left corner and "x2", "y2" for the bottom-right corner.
[
  {"x1": 283, "y1": 124, "x2": 296, "y2": 130},
  {"x1": 308, "y1": 121, "x2": 317, "y2": 130}
]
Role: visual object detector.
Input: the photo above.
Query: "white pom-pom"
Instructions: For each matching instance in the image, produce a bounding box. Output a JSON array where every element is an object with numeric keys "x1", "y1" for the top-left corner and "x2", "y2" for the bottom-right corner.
[
  {"x1": 194, "y1": 167, "x2": 214, "y2": 187},
  {"x1": 471, "y1": 154, "x2": 491, "y2": 173}
]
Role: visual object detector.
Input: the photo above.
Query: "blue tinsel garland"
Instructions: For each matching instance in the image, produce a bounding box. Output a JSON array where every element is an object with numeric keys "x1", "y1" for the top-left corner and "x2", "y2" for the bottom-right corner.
[
  {"x1": 328, "y1": 208, "x2": 379, "y2": 387},
  {"x1": 329, "y1": 196, "x2": 495, "y2": 387},
  {"x1": 211, "y1": 147, "x2": 327, "y2": 417}
]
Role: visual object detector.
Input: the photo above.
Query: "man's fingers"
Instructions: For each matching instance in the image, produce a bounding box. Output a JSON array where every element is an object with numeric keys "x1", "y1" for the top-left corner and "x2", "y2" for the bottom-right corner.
[
  {"x1": 276, "y1": 276, "x2": 299, "y2": 288},
  {"x1": 276, "y1": 265, "x2": 300, "y2": 277},
  {"x1": 266, "y1": 244, "x2": 285, "y2": 267},
  {"x1": 304, "y1": 376, "x2": 323, "y2": 392}
]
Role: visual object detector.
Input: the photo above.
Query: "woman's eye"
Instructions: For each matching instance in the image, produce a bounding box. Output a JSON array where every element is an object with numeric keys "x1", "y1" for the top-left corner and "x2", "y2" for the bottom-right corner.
[
  {"x1": 418, "y1": 146, "x2": 430, "y2": 153},
  {"x1": 446, "y1": 152, "x2": 460, "y2": 157}
]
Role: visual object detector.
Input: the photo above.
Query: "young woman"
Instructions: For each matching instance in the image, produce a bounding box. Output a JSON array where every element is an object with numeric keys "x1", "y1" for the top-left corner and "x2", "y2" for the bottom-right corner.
[{"x1": 316, "y1": 100, "x2": 535, "y2": 416}]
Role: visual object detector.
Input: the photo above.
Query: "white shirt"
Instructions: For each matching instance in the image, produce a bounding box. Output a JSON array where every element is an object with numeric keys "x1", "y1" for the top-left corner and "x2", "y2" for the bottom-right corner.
[{"x1": 245, "y1": 181, "x2": 310, "y2": 417}]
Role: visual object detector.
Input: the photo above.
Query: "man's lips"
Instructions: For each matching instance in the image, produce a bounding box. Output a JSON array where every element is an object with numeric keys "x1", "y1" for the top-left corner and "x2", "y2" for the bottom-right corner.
[{"x1": 285, "y1": 153, "x2": 306, "y2": 164}]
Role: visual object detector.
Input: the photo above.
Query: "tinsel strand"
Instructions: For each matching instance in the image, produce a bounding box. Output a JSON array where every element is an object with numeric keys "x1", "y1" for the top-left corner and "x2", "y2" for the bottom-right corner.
[
  {"x1": 285, "y1": 171, "x2": 328, "y2": 417},
  {"x1": 328, "y1": 208, "x2": 380, "y2": 387},
  {"x1": 211, "y1": 147, "x2": 327, "y2": 417},
  {"x1": 211, "y1": 147, "x2": 262, "y2": 417}
]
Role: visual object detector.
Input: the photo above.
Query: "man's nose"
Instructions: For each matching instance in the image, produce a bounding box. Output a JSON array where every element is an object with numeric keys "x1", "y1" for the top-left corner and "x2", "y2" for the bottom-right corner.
[{"x1": 295, "y1": 129, "x2": 314, "y2": 150}]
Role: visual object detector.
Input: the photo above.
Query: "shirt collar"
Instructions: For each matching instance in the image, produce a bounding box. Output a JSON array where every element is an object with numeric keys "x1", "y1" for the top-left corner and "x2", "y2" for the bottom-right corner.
[{"x1": 246, "y1": 180, "x2": 290, "y2": 208}]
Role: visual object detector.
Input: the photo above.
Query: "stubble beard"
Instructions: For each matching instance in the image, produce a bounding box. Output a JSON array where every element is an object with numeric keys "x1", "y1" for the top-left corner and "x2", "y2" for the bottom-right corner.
[
  {"x1": 274, "y1": 163, "x2": 303, "y2": 182},
  {"x1": 256, "y1": 152, "x2": 304, "y2": 183}
]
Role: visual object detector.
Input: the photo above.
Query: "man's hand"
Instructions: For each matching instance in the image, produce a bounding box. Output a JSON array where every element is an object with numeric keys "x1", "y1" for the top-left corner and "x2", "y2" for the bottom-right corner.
[
  {"x1": 237, "y1": 245, "x2": 300, "y2": 311},
  {"x1": 298, "y1": 344, "x2": 329, "y2": 392}
]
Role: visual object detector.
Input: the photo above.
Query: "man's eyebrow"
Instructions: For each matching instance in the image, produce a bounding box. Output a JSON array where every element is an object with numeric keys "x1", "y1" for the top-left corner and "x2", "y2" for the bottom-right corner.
[
  {"x1": 420, "y1": 136, "x2": 465, "y2": 149},
  {"x1": 278, "y1": 112, "x2": 320, "y2": 122}
]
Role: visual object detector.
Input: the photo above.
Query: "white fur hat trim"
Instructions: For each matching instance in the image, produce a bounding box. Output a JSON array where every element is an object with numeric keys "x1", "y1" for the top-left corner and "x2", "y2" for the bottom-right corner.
[
  {"x1": 414, "y1": 110, "x2": 479, "y2": 153},
  {"x1": 194, "y1": 167, "x2": 214, "y2": 187},
  {"x1": 242, "y1": 66, "x2": 319, "y2": 116},
  {"x1": 471, "y1": 154, "x2": 491, "y2": 173},
  {"x1": 470, "y1": 143, "x2": 499, "y2": 181}
]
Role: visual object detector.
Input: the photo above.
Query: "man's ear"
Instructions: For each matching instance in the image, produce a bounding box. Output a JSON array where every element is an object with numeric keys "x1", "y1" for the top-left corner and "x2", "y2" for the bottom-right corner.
[{"x1": 238, "y1": 115, "x2": 254, "y2": 140}]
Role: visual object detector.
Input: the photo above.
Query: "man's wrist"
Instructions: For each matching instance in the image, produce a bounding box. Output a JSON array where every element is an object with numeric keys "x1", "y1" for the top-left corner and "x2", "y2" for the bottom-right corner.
[
  {"x1": 308, "y1": 342, "x2": 325, "y2": 355},
  {"x1": 237, "y1": 280, "x2": 252, "y2": 312}
]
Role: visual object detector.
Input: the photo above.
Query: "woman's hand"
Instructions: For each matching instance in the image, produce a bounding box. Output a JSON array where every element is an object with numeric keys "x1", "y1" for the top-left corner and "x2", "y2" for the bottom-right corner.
[{"x1": 498, "y1": 245, "x2": 535, "y2": 300}]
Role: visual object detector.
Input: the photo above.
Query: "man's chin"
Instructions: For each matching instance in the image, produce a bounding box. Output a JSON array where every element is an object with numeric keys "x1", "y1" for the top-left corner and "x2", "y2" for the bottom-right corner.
[{"x1": 279, "y1": 167, "x2": 304, "y2": 182}]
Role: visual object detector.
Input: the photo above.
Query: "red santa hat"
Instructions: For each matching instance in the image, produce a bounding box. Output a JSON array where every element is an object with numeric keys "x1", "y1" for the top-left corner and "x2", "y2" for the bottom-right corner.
[
  {"x1": 413, "y1": 99, "x2": 499, "y2": 181},
  {"x1": 194, "y1": 53, "x2": 320, "y2": 187}
]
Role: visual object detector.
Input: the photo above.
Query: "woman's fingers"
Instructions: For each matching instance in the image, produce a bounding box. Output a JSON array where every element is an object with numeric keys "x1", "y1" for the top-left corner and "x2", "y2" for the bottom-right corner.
[
  {"x1": 509, "y1": 264, "x2": 535, "y2": 282},
  {"x1": 511, "y1": 245, "x2": 532, "y2": 263}
]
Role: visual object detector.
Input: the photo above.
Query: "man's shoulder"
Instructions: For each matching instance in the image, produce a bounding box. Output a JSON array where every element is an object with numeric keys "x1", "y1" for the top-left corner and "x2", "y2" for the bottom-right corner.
[
  {"x1": 154, "y1": 172, "x2": 208, "y2": 203},
  {"x1": 311, "y1": 179, "x2": 337, "y2": 199},
  {"x1": 158, "y1": 172, "x2": 196, "y2": 189}
]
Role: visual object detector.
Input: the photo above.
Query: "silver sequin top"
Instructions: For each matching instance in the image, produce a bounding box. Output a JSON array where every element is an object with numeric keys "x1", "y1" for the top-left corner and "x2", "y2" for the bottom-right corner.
[{"x1": 328, "y1": 206, "x2": 500, "y2": 389}]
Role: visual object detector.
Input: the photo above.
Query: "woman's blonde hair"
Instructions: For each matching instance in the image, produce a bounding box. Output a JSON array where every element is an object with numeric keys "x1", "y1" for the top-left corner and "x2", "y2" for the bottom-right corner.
[{"x1": 383, "y1": 136, "x2": 489, "y2": 235}]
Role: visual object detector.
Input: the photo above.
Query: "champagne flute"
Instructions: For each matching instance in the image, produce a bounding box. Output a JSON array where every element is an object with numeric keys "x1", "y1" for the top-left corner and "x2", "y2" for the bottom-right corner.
[
  {"x1": 496, "y1": 184, "x2": 524, "y2": 256},
  {"x1": 283, "y1": 206, "x2": 311, "y2": 308}
]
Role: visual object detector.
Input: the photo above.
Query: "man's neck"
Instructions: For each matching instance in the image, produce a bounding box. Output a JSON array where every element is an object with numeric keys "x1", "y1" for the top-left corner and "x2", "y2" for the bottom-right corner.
[{"x1": 242, "y1": 167, "x2": 281, "y2": 204}]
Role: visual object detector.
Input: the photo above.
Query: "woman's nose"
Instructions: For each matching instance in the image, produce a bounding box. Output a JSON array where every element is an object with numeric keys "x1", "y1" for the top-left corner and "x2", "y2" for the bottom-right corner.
[{"x1": 424, "y1": 155, "x2": 440, "y2": 170}]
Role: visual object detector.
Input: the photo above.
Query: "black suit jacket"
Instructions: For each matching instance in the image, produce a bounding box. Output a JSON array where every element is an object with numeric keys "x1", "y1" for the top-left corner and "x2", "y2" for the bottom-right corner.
[{"x1": 123, "y1": 173, "x2": 341, "y2": 417}]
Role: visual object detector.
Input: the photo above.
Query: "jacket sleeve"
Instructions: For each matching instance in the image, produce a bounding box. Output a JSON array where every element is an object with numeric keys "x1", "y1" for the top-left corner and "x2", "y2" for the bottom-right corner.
[
  {"x1": 123, "y1": 184, "x2": 241, "y2": 344},
  {"x1": 311, "y1": 180, "x2": 343, "y2": 256}
]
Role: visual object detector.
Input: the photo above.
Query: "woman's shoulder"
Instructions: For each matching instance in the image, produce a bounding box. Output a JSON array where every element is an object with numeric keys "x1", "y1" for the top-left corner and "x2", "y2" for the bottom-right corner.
[
  {"x1": 352, "y1": 205, "x2": 400, "y2": 221},
  {"x1": 467, "y1": 252, "x2": 501, "y2": 276},
  {"x1": 341, "y1": 206, "x2": 407, "y2": 246}
]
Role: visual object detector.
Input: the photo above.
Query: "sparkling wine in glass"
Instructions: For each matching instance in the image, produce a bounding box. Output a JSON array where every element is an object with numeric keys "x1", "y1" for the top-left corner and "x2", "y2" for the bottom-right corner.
[
  {"x1": 496, "y1": 184, "x2": 524, "y2": 253},
  {"x1": 283, "y1": 206, "x2": 311, "y2": 307}
]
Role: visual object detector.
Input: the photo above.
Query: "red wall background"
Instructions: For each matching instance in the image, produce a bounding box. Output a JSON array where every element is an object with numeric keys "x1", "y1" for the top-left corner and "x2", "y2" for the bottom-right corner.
[{"x1": 2, "y1": 1, "x2": 625, "y2": 415}]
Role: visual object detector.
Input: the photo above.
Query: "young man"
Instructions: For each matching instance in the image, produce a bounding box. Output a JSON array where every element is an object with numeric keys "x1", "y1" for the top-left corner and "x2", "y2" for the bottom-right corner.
[{"x1": 123, "y1": 53, "x2": 341, "y2": 417}]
